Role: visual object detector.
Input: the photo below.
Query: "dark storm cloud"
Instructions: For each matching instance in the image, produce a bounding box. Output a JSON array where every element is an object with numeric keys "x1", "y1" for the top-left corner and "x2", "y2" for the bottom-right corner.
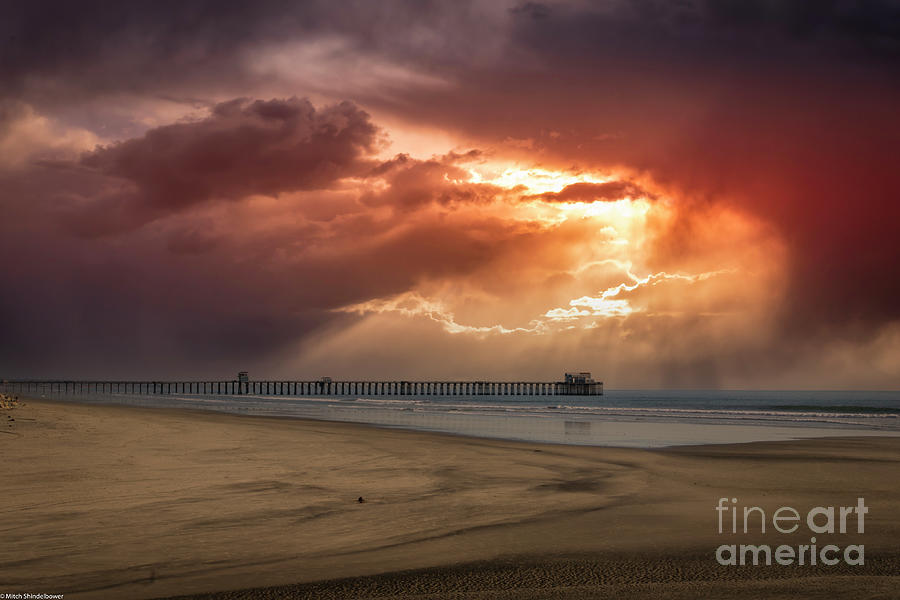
[
  {"x1": 509, "y1": 0, "x2": 900, "y2": 63},
  {"x1": 1, "y1": 0, "x2": 306, "y2": 99},
  {"x1": 0, "y1": 0, "x2": 500, "y2": 109},
  {"x1": 3, "y1": 1, "x2": 897, "y2": 109},
  {"x1": 63, "y1": 97, "x2": 379, "y2": 236},
  {"x1": 361, "y1": 150, "x2": 500, "y2": 211},
  {"x1": 703, "y1": 0, "x2": 900, "y2": 50},
  {"x1": 531, "y1": 182, "x2": 651, "y2": 203}
]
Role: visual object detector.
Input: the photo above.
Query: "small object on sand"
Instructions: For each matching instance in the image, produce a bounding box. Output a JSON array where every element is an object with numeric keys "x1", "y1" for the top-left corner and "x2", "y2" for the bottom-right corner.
[{"x1": 357, "y1": 496, "x2": 365, "y2": 504}]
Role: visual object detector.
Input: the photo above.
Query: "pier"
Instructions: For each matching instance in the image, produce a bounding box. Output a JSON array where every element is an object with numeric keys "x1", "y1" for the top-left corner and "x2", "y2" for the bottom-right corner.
[{"x1": 1, "y1": 373, "x2": 602, "y2": 397}]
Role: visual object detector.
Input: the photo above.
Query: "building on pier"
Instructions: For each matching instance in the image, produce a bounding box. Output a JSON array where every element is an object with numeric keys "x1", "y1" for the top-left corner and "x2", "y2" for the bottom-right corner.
[
  {"x1": 560, "y1": 372, "x2": 602, "y2": 395},
  {"x1": 564, "y1": 372, "x2": 596, "y2": 384}
]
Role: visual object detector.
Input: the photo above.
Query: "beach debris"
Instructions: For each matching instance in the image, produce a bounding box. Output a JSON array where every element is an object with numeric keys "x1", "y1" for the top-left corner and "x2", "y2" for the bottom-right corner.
[{"x1": 357, "y1": 496, "x2": 365, "y2": 503}]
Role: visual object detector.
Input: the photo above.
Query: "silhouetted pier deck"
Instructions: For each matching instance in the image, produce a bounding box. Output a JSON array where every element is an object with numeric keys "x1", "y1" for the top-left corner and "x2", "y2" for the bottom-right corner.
[{"x1": 1, "y1": 378, "x2": 602, "y2": 397}]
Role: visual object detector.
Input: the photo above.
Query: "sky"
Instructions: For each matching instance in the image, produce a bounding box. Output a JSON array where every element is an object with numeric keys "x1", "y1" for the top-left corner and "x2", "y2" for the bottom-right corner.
[{"x1": 1, "y1": 1, "x2": 899, "y2": 388}]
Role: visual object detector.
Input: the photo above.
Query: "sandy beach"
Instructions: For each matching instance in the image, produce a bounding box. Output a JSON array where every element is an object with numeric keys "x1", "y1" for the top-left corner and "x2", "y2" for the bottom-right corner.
[{"x1": 1, "y1": 398, "x2": 898, "y2": 599}]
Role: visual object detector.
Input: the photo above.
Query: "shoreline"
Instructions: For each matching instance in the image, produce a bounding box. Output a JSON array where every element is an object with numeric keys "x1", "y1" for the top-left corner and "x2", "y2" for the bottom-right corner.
[
  {"x1": 2, "y1": 398, "x2": 898, "y2": 599},
  {"x1": 10, "y1": 393, "x2": 900, "y2": 449},
  {"x1": 11, "y1": 393, "x2": 900, "y2": 452},
  {"x1": 13, "y1": 394, "x2": 900, "y2": 454}
]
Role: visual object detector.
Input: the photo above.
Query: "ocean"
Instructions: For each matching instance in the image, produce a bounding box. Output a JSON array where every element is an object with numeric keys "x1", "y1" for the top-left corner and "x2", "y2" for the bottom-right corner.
[{"x1": 25, "y1": 388, "x2": 900, "y2": 448}]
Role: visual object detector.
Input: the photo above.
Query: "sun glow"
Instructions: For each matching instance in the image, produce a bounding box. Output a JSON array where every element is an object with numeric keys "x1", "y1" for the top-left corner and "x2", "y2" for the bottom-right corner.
[
  {"x1": 544, "y1": 269, "x2": 734, "y2": 321},
  {"x1": 450, "y1": 163, "x2": 655, "y2": 228},
  {"x1": 468, "y1": 166, "x2": 613, "y2": 194},
  {"x1": 333, "y1": 159, "x2": 771, "y2": 339},
  {"x1": 554, "y1": 198, "x2": 651, "y2": 218}
]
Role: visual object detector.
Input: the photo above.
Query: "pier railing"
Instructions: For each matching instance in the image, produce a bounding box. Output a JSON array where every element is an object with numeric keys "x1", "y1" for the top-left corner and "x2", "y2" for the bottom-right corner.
[{"x1": 1, "y1": 379, "x2": 603, "y2": 397}]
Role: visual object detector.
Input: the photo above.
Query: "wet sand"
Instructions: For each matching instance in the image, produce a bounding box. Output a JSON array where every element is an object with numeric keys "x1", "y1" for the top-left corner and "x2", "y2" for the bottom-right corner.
[{"x1": 1, "y1": 398, "x2": 898, "y2": 599}]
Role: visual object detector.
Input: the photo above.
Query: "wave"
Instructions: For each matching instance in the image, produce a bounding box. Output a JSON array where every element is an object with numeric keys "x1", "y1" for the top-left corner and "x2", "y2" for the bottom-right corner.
[
  {"x1": 768, "y1": 405, "x2": 900, "y2": 414},
  {"x1": 54, "y1": 391, "x2": 900, "y2": 431}
]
